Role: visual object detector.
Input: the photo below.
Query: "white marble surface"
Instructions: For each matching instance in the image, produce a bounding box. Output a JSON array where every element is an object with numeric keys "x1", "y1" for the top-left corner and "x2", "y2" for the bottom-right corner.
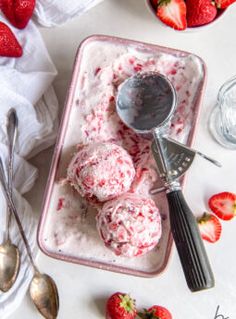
[{"x1": 9, "y1": 0, "x2": 236, "y2": 318}]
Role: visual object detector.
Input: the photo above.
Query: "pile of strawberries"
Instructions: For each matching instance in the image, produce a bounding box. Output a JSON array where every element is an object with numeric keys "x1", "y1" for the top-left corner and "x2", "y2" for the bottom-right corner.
[
  {"x1": 106, "y1": 292, "x2": 172, "y2": 319},
  {"x1": 197, "y1": 191, "x2": 236, "y2": 243},
  {"x1": 151, "y1": 0, "x2": 236, "y2": 30},
  {"x1": 0, "y1": 0, "x2": 35, "y2": 57}
]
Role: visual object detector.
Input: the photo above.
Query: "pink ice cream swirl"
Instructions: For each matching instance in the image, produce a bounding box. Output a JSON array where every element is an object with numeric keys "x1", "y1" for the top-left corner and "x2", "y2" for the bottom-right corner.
[
  {"x1": 67, "y1": 142, "x2": 136, "y2": 203},
  {"x1": 96, "y1": 193, "x2": 162, "y2": 257}
]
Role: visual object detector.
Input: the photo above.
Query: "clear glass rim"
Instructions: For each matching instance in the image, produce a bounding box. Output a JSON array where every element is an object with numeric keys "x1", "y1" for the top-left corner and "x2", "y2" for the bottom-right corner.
[{"x1": 217, "y1": 75, "x2": 236, "y2": 103}]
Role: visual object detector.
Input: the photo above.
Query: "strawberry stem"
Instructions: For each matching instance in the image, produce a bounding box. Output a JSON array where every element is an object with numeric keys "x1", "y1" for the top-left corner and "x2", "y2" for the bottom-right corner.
[
  {"x1": 137, "y1": 309, "x2": 160, "y2": 319},
  {"x1": 119, "y1": 294, "x2": 135, "y2": 313},
  {"x1": 158, "y1": 0, "x2": 172, "y2": 7},
  {"x1": 233, "y1": 203, "x2": 236, "y2": 215},
  {"x1": 197, "y1": 212, "x2": 211, "y2": 224}
]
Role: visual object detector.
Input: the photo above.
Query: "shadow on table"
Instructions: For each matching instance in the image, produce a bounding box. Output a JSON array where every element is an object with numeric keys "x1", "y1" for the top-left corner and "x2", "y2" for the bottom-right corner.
[{"x1": 91, "y1": 295, "x2": 107, "y2": 316}]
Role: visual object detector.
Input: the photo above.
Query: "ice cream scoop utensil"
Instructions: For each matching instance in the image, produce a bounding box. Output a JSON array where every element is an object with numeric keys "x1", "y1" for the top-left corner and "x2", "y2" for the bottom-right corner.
[
  {"x1": 116, "y1": 72, "x2": 215, "y2": 292},
  {"x1": 150, "y1": 137, "x2": 221, "y2": 195}
]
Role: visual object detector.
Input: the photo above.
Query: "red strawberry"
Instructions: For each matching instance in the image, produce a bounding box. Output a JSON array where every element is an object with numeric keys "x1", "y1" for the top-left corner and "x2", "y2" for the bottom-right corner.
[
  {"x1": 0, "y1": 0, "x2": 36, "y2": 29},
  {"x1": 209, "y1": 192, "x2": 236, "y2": 221},
  {"x1": 186, "y1": 0, "x2": 217, "y2": 27},
  {"x1": 138, "y1": 305, "x2": 172, "y2": 319},
  {"x1": 197, "y1": 213, "x2": 222, "y2": 243},
  {"x1": 106, "y1": 292, "x2": 137, "y2": 319},
  {"x1": 157, "y1": 0, "x2": 187, "y2": 31},
  {"x1": 215, "y1": 0, "x2": 236, "y2": 8},
  {"x1": 0, "y1": 21, "x2": 22, "y2": 57}
]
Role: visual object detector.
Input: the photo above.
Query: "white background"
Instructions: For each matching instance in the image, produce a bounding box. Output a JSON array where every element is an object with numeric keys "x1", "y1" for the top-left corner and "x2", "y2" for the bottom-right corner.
[{"x1": 9, "y1": 0, "x2": 236, "y2": 318}]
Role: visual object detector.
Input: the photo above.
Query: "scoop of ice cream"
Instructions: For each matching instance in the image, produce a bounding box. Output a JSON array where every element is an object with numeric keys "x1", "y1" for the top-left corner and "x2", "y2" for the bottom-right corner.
[
  {"x1": 67, "y1": 143, "x2": 135, "y2": 203},
  {"x1": 96, "y1": 193, "x2": 162, "y2": 257}
]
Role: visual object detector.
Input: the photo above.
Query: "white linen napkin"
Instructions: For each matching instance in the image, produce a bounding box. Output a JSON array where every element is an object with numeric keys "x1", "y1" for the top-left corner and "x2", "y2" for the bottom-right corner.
[
  {"x1": 0, "y1": 1, "x2": 104, "y2": 317},
  {"x1": 34, "y1": 0, "x2": 104, "y2": 27},
  {"x1": 0, "y1": 14, "x2": 59, "y2": 318}
]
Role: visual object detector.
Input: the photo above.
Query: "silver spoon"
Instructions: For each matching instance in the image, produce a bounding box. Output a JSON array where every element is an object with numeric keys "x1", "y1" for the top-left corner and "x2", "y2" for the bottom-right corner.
[
  {"x1": 0, "y1": 109, "x2": 20, "y2": 292},
  {"x1": 116, "y1": 72, "x2": 215, "y2": 292},
  {"x1": 0, "y1": 157, "x2": 59, "y2": 318}
]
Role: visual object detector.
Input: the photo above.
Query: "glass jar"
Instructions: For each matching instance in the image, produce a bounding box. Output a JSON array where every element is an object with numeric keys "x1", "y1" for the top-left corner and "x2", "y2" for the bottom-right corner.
[{"x1": 209, "y1": 76, "x2": 236, "y2": 149}]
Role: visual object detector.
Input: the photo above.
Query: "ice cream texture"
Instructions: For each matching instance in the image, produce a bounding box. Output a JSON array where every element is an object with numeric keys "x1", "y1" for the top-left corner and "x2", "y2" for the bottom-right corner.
[
  {"x1": 97, "y1": 193, "x2": 162, "y2": 257},
  {"x1": 41, "y1": 37, "x2": 204, "y2": 272},
  {"x1": 67, "y1": 142, "x2": 135, "y2": 203}
]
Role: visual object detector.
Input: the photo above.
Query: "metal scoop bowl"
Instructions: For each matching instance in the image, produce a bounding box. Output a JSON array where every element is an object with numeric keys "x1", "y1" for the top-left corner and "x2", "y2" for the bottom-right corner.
[{"x1": 116, "y1": 72, "x2": 215, "y2": 292}]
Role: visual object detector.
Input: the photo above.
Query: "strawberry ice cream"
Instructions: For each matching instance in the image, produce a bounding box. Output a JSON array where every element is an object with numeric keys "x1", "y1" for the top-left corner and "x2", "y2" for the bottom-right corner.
[
  {"x1": 96, "y1": 193, "x2": 162, "y2": 257},
  {"x1": 67, "y1": 142, "x2": 135, "y2": 203},
  {"x1": 41, "y1": 37, "x2": 205, "y2": 274}
]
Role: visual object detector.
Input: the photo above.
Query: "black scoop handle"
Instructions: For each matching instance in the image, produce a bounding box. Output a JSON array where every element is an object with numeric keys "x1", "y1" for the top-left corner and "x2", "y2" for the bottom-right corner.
[{"x1": 167, "y1": 190, "x2": 215, "y2": 292}]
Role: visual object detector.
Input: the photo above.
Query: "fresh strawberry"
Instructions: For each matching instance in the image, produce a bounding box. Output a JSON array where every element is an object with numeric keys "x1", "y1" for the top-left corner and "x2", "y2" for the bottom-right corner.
[
  {"x1": 0, "y1": 0, "x2": 36, "y2": 29},
  {"x1": 157, "y1": 0, "x2": 187, "y2": 31},
  {"x1": 215, "y1": 0, "x2": 236, "y2": 8},
  {"x1": 186, "y1": 0, "x2": 217, "y2": 27},
  {"x1": 209, "y1": 192, "x2": 236, "y2": 221},
  {"x1": 106, "y1": 292, "x2": 137, "y2": 319},
  {"x1": 197, "y1": 213, "x2": 222, "y2": 243},
  {"x1": 138, "y1": 305, "x2": 172, "y2": 319},
  {"x1": 0, "y1": 21, "x2": 22, "y2": 57}
]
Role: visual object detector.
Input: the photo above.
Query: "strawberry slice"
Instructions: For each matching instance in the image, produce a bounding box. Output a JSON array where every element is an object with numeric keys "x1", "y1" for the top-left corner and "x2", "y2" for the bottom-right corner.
[
  {"x1": 0, "y1": 21, "x2": 22, "y2": 57},
  {"x1": 197, "y1": 213, "x2": 222, "y2": 243},
  {"x1": 138, "y1": 305, "x2": 172, "y2": 319},
  {"x1": 215, "y1": 0, "x2": 236, "y2": 8},
  {"x1": 209, "y1": 192, "x2": 236, "y2": 221},
  {"x1": 157, "y1": 0, "x2": 187, "y2": 31}
]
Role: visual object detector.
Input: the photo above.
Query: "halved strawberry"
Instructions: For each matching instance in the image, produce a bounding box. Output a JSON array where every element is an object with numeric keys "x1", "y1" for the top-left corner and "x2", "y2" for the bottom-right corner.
[
  {"x1": 157, "y1": 0, "x2": 187, "y2": 31},
  {"x1": 197, "y1": 213, "x2": 222, "y2": 243},
  {"x1": 215, "y1": 0, "x2": 236, "y2": 8},
  {"x1": 209, "y1": 192, "x2": 236, "y2": 221},
  {"x1": 138, "y1": 305, "x2": 172, "y2": 319}
]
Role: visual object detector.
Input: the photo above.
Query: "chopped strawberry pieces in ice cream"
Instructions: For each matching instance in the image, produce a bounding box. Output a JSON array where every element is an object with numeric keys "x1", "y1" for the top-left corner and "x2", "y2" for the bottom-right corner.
[
  {"x1": 96, "y1": 193, "x2": 162, "y2": 257},
  {"x1": 67, "y1": 143, "x2": 135, "y2": 203},
  {"x1": 95, "y1": 67, "x2": 101, "y2": 76},
  {"x1": 51, "y1": 40, "x2": 204, "y2": 260},
  {"x1": 57, "y1": 197, "x2": 65, "y2": 211}
]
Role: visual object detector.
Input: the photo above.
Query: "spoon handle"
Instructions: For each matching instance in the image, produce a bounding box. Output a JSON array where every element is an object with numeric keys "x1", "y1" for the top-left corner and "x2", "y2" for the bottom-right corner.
[
  {"x1": 0, "y1": 157, "x2": 38, "y2": 273},
  {"x1": 6, "y1": 108, "x2": 18, "y2": 240}
]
